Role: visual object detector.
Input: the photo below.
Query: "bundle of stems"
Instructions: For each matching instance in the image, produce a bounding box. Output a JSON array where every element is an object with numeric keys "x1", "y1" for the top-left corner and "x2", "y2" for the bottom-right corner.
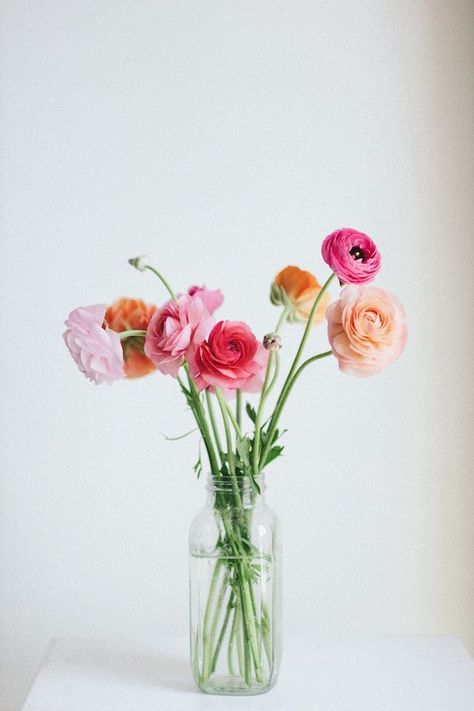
[{"x1": 120, "y1": 266, "x2": 335, "y2": 686}]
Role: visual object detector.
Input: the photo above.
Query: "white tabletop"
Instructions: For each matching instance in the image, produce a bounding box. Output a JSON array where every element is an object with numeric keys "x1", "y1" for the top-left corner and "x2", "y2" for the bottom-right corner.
[{"x1": 21, "y1": 634, "x2": 474, "y2": 711}]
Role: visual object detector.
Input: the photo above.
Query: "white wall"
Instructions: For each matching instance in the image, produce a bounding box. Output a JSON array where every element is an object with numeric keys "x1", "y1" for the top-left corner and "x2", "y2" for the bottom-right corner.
[{"x1": 1, "y1": 1, "x2": 473, "y2": 709}]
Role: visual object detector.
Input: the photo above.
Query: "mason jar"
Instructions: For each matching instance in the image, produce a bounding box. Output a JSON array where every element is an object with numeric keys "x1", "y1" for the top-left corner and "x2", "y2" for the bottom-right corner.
[{"x1": 189, "y1": 472, "x2": 280, "y2": 695}]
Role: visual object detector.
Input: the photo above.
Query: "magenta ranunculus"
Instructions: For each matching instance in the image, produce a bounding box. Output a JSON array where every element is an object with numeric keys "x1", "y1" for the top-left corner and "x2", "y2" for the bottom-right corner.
[
  {"x1": 144, "y1": 294, "x2": 214, "y2": 377},
  {"x1": 321, "y1": 228, "x2": 381, "y2": 284},
  {"x1": 187, "y1": 285, "x2": 224, "y2": 314},
  {"x1": 63, "y1": 304, "x2": 125, "y2": 384},
  {"x1": 190, "y1": 320, "x2": 268, "y2": 393},
  {"x1": 326, "y1": 285, "x2": 407, "y2": 377}
]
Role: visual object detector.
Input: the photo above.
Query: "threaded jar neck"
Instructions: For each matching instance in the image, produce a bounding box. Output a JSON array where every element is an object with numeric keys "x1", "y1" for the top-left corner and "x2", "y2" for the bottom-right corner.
[{"x1": 206, "y1": 473, "x2": 265, "y2": 508}]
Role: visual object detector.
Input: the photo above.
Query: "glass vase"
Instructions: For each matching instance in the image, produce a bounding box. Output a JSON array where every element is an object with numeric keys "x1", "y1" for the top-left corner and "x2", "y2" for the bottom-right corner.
[{"x1": 189, "y1": 472, "x2": 280, "y2": 695}]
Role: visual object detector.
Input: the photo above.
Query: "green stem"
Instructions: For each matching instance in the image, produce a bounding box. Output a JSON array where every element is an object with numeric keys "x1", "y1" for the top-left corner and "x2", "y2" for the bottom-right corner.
[
  {"x1": 201, "y1": 559, "x2": 223, "y2": 681},
  {"x1": 215, "y1": 389, "x2": 237, "y2": 478},
  {"x1": 211, "y1": 590, "x2": 235, "y2": 673},
  {"x1": 205, "y1": 391, "x2": 224, "y2": 462},
  {"x1": 183, "y1": 365, "x2": 219, "y2": 476},
  {"x1": 238, "y1": 586, "x2": 252, "y2": 686},
  {"x1": 235, "y1": 596, "x2": 245, "y2": 679},
  {"x1": 208, "y1": 568, "x2": 231, "y2": 672},
  {"x1": 236, "y1": 390, "x2": 242, "y2": 429},
  {"x1": 117, "y1": 329, "x2": 146, "y2": 340},
  {"x1": 264, "y1": 350, "x2": 280, "y2": 401},
  {"x1": 227, "y1": 603, "x2": 238, "y2": 676},
  {"x1": 241, "y1": 578, "x2": 264, "y2": 683},
  {"x1": 251, "y1": 307, "x2": 288, "y2": 474},
  {"x1": 260, "y1": 350, "x2": 332, "y2": 468},
  {"x1": 259, "y1": 273, "x2": 335, "y2": 469},
  {"x1": 274, "y1": 306, "x2": 289, "y2": 334},
  {"x1": 144, "y1": 265, "x2": 177, "y2": 300},
  {"x1": 292, "y1": 350, "x2": 333, "y2": 381},
  {"x1": 224, "y1": 399, "x2": 242, "y2": 439},
  {"x1": 252, "y1": 352, "x2": 274, "y2": 475}
]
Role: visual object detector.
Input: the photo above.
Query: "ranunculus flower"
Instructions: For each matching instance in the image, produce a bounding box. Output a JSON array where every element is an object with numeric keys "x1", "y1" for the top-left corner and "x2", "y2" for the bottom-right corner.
[
  {"x1": 326, "y1": 285, "x2": 407, "y2": 376},
  {"x1": 63, "y1": 304, "x2": 125, "y2": 384},
  {"x1": 190, "y1": 320, "x2": 268, "y2": 393},
  {"x1": 321, "y1": 228, "x2": 381, "y2": 284},
  {"x1": 105, "y1": 298, "x2": 157, "y2": 378},
  {"x1": 144, "y1": 294, "x2": 214, "y2": 377},
  {"x1": 271, "y1": 265, "x2": 330, "y2": 324},
  {"x1": 186, "y1": 285, "x2": 224, "y2": 314}
]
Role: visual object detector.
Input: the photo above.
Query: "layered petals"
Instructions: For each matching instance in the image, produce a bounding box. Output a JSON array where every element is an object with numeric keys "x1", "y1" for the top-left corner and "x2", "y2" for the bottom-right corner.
[
  {"x1": 326, "y1": 285, "x2": 407, "y2": 376},
  {"x1": 191, "y1": 320, "x2": 268, "y2": 393},
  {"x1": 187, "y1": 285, "x2": 224, "y2": 314},
  {"x1": 322, "y1": 228, "x2": 381, "y2": 284},
  {"x1": 63, "y1": 304, "x2": 125, "y2": 384},
  {"x1": 144, "y1": 295, "x2": 214, "y2": 377}
]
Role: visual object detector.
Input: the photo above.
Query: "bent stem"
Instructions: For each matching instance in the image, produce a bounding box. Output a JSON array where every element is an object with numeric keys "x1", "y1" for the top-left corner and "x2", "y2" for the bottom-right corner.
[
  {"x1": 251, "y1": 306, "x2": 288, "y2": 474},
  {"x1": 143, "y1": 264, "x2": 177, "y2": 301},
  {"x1": 118, "y1": 329, "x2": 147, "y2": 340},
  {"x1": 259, "y1": 272, "x2": 335, "y2": 469}
]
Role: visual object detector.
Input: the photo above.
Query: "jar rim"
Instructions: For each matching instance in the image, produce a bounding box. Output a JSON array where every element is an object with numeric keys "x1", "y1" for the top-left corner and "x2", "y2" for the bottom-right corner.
[{"x1": 206, "y1": 472, "x2": 266, "y2": 493}]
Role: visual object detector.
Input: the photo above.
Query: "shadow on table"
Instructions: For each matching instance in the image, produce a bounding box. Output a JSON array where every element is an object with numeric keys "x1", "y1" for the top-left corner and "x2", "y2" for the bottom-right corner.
[{"x1": 61, "y1": 641, "x2": 197, "y2": 694}]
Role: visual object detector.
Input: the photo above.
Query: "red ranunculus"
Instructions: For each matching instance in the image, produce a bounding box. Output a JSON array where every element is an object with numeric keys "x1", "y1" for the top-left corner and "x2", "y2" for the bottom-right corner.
[{"x1": 190, "y1": 320, "x2": 267, "y2": 393}]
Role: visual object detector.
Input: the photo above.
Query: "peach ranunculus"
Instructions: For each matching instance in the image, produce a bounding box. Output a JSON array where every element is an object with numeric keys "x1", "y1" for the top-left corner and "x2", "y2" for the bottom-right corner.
[
  {"x1": 270, "y1": 266, "x2": 331, "y2": 325},
  {"x1": 326, "y1": 285, "x2": 407, "y2": 377},
  {"x1": 105, "y1": 298, "x2": 157, "y2": 378}
]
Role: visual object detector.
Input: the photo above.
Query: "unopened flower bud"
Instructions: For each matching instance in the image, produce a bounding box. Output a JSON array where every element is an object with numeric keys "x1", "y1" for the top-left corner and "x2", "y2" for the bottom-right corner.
[
  {"x1": 128, "y1": 255, "x2": 148, "y2": 272},
  {"x1": 263, "y1": 333, "x2": 282, "y2": 351}
]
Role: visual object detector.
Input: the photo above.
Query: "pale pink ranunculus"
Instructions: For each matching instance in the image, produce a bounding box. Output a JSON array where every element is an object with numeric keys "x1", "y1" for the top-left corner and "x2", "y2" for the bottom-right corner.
[
  {"x1": 186, "y1": 285, "x2": 224, "y2": 314},
  {"x1": 326, "y1": 285, "x2": 407, "y2": 376},
  {"x1": 63, "y1": 304, "x2": 125, "y2": 384},
  {"x1": 144, "y1": 294, "x2": 214, "y2": 377},
  {"x1": 322, "y1": 228, "x2": 381, "y2": 284},
  {"x1": 190, "y1": 320, "x2": 268, "y2": 393}
]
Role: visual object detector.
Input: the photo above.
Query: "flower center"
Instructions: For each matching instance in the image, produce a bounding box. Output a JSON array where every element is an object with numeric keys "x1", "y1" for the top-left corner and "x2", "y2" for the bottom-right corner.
[
  {"x1": 349, "y1": 245, "x2": 365, "y2": 261},
  {"x1": 227, "y1": 340, "x2": 240, "y2": 353}
]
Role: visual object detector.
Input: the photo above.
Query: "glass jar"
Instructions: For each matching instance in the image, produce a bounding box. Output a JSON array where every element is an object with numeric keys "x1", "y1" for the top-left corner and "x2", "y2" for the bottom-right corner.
[{"x1": 189, "y1": 473, "x2": 280, "y2": 695}]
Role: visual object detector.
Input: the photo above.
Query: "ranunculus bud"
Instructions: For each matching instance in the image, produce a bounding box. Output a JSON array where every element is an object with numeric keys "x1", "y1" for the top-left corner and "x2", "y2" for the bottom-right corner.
[
  {"x1": 271, "y1": 266, "x2": 330, "y2": 325},
  {"x1": 263, "y1": 333, "x2": 282, "y2": 351},
  {"x1": 128, "y1": 255, "x2": 148, "y2": 272}
]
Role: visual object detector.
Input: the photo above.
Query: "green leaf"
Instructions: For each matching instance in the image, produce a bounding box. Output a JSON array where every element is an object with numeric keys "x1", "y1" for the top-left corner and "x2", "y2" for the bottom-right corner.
[
  {"x1": 245, "y1": 403, "x2": 257, "y2": 423},
  {"x1": 161, "y1": 427, "x2": 199, "y2": 441},
  {"x1": 264, "y1": 445, "x2": 284, "y2": 466},
  {"x1": 179, "y1": 380, "x2": 194, "y2": 408},
  {"x1": 236, "y1": 436, "x2": 251, "y2": 466},
  {"x1": 193, "y1": 442, "x2": 202, "y2": 479}
]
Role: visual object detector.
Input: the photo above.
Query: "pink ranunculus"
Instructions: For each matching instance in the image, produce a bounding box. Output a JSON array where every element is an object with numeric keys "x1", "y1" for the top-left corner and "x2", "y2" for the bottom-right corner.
[
  {"x1": 144, "y1": 294, "x2": 214, "y2": 377},
  {"x1": 321, "y1": 228, "x2": 382, "y2": 284},
  {"x1": 190, "y1": 320, "x2": 268, "y2": 393},
  {"x1": 187, "y1": 285, "x2": 224, "y2": 314},
  {"x1": 63, "y1": 304, "x2": 125, "y2": 384},
  {"x1": 326, "y1": 285, "x2": 407, "y2": 377}
]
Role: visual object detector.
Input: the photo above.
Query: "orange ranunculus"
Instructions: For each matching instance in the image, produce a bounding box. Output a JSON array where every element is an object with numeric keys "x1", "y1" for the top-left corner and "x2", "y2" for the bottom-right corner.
[
  {"x1": 271, "y1": 266, "x2": 331, "y2": 325},
  {"x1": 105, "y1": 298, "x2": 157, "y2": 378}
]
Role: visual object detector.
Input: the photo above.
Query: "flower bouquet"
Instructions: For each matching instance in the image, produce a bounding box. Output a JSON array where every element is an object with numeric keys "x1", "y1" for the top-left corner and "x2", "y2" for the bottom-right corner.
[{"x1": 64, "y1": 228, "x2": 406, "y2": 695}]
